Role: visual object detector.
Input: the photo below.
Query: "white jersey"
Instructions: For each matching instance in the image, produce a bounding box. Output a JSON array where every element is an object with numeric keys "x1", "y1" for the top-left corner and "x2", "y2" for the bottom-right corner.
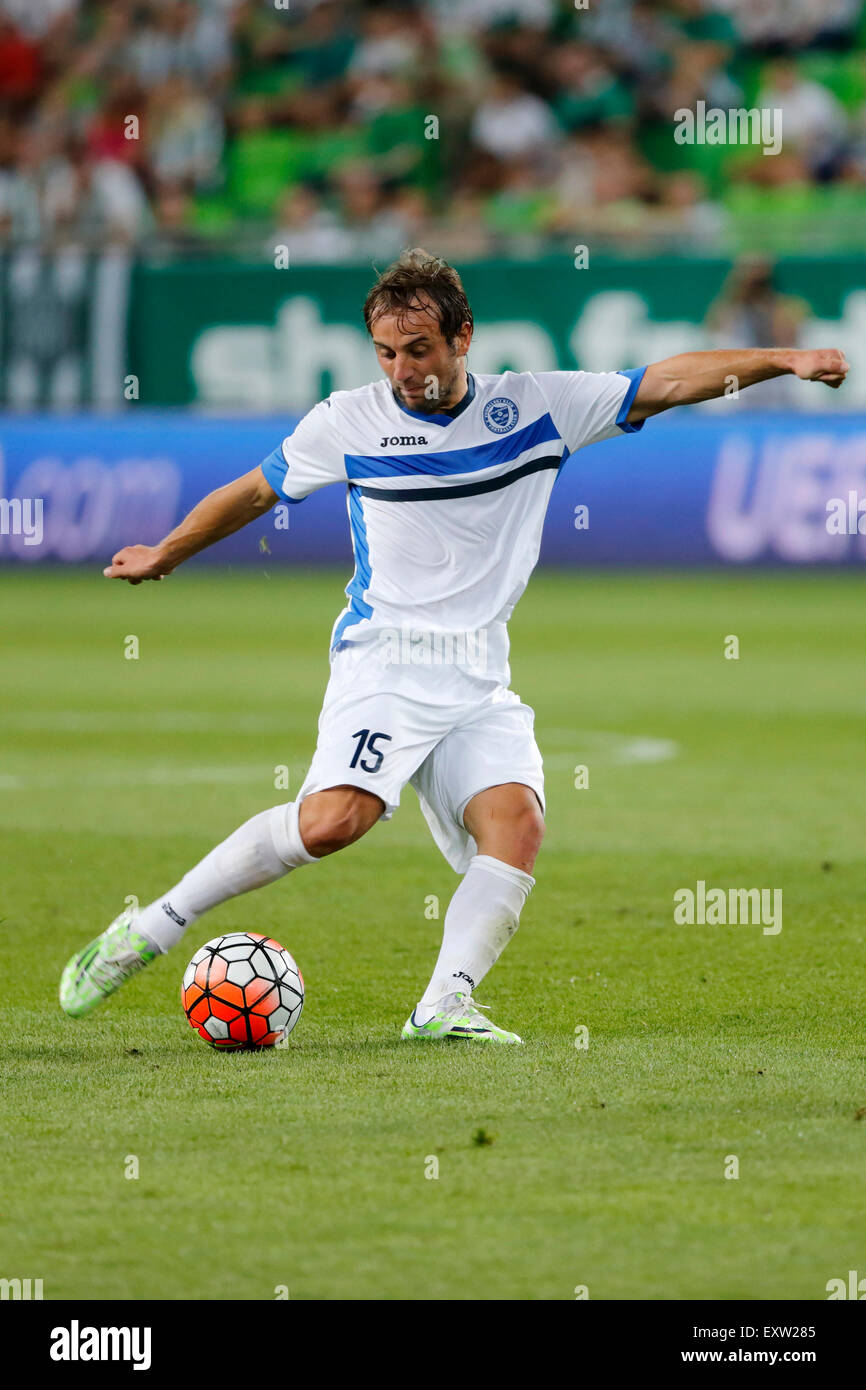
[{"x1": 261, "y1": 367, "x2": 647, "y2": 686}]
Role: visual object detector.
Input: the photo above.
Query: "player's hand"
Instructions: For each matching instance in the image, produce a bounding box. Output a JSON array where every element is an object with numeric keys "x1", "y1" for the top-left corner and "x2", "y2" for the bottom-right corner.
[
  {"x1": 103, "y1": 545, "x2": 171, "y2": 585},
  {"x1": 790, "y1": 349, "x2": 850, "y2": 388}
]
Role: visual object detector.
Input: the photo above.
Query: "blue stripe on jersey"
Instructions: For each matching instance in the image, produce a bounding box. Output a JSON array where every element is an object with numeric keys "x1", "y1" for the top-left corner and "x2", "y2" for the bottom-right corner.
[
  {"x1": 344, "y1": 412, "x2": 560, "y2": 480},
  {"x1": 352, "y1": 452, "x2": 563, "y2": 503},
  {"x1": 616, "y1": 367, "x2": 648, "y2": 433},
  {"x1": 332, "y1": 486, "x2": 373, "y2": 645},
  {"x1": 260, "y1": 446, "x2": 305, "y2": 501}
]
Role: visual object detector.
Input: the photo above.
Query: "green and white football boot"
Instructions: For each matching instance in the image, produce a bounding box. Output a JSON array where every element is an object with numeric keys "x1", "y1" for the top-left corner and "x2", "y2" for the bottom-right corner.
[
  {"x1": 59, "y1": 910, "x2": 158, "y2": 1018},
  {"x1": 401, "y1": 992, "x2": 523, "y2": 1044}
]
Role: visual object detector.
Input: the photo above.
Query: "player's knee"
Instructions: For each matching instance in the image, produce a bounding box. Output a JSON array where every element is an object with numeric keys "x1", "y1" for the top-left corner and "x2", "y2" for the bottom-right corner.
[
  {"x1": 516, "y1": 804, "x2": 545, "y2": 865},
  {"x1": 466, "y1": 787, "x2": 545, "y2": 871},
  {"x1": 298, "y1": 788, "x2": 383, "y2": 857},
  {"x1": 474, "y1": 803, "x2": 545, "y2": 873},
  {"x1": 498, "y1": 802, "x2": 545, "y2": 872}
]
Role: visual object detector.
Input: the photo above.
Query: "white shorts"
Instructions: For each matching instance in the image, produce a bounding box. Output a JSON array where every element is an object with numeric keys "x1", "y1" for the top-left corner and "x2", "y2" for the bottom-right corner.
[{"x1": 295, "y1": 641, "x2": 545, "y2": 873}]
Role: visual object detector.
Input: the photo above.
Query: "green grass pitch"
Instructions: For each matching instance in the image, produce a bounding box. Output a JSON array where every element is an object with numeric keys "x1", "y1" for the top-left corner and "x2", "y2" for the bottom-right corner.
[{"x1": 1, "y1": 566, "x2": 864, "y2": 1301}]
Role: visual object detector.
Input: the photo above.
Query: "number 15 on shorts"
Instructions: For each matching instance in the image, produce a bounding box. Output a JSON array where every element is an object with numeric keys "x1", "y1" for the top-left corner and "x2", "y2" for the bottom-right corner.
[{"x1": 349, "y1": 728, "x2": 392, "y2": 774}]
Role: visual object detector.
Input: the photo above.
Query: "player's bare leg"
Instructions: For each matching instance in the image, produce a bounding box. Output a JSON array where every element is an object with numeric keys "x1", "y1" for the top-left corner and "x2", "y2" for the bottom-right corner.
[
  {"x1": 462, "y1": 783, "x2": 545, "y2": 876},
  {"x1": 402, "y1": 783, "x2": 544, "y2": 1044},
  {"x1": 298, "y1": 786, "x2": 385, "y2": 857},
  {"x1": 59, "y1": 787, "x2": 383, "y2": 1017}
]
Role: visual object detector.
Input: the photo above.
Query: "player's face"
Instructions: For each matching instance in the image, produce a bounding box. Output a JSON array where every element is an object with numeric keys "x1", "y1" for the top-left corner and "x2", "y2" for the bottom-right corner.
[{"x1": 371, "y1": 300, "x2": 472, "y2": 413}]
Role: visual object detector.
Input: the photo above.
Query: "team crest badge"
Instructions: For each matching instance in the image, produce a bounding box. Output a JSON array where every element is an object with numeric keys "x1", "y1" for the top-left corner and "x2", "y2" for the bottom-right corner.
[{"x1": 482, "y1": 397, "x2": 519, "y2": 434}]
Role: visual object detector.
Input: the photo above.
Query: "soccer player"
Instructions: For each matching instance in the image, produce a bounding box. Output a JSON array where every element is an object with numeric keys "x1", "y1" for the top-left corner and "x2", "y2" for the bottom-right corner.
[{"x1": 59, "y1": 250, "x2": 849, "y2": 1042}]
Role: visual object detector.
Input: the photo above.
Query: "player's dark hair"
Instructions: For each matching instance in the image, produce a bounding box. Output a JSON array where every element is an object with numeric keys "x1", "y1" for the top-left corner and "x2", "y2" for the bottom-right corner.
[{"x1": 363, "y1": 248, "x2": 473, "y2": 345}]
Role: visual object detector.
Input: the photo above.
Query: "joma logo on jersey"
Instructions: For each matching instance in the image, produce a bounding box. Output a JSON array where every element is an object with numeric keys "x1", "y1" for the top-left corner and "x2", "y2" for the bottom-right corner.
[{"x1": 379, "y1": 435, "x2": 428, "y2": 448}]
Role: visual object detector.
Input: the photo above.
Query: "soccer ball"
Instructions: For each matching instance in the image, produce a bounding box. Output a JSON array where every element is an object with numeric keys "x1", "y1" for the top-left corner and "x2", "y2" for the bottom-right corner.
[{"x1": 181, "y1": 932, "x2": 304, "y2": 1050}]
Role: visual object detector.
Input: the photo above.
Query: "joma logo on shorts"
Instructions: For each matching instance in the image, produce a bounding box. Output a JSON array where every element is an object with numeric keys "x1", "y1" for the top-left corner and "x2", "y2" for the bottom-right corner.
[{"x1": 380, "y1": 435, "x2": 428, "y2": 448}]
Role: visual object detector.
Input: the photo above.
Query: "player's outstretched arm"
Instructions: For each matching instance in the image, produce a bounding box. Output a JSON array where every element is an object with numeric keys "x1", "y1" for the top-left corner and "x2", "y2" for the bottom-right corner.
[
  {"x1": 627, "y1": 348, "x2": 850, "y2": 424},
  {"x1": 104, "y1": 465, "x2": 279, "y2": 584}
]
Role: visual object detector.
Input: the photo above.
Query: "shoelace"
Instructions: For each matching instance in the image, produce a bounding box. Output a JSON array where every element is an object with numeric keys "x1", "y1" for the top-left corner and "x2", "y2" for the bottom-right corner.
[
  {"x1": 88, "y1": 947, "x2": 146, "y2": 990},
  {"x1": 452, "y1": 993, "x2": 491, "y2": 1022},
  {"x1": 83, "y1": 919, "x2": 143, "y2": 987}
]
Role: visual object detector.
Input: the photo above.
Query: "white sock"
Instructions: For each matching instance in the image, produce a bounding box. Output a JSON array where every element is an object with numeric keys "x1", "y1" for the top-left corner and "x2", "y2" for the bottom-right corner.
[
  {"x1": 136, "y1": 800, "x2": 318, "y2": 953},
  {"x1": 415, "y1": 854, "x2": 535, "y2": 1021}
]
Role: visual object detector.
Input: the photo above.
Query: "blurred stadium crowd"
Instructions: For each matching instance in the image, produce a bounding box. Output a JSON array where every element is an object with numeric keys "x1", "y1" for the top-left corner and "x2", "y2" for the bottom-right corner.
[{"x1": 1, "y1": 0, "x2": 865, "y2": 260}]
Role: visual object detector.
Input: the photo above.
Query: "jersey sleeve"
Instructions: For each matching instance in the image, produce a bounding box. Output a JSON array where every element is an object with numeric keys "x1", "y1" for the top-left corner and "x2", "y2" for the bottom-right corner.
[
  {"x1": 531, "y1": 368, "x2": 647, "y2": 453},
  {"x1": 260, "y1": 399, "x2": 348, "y2": 502}
]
